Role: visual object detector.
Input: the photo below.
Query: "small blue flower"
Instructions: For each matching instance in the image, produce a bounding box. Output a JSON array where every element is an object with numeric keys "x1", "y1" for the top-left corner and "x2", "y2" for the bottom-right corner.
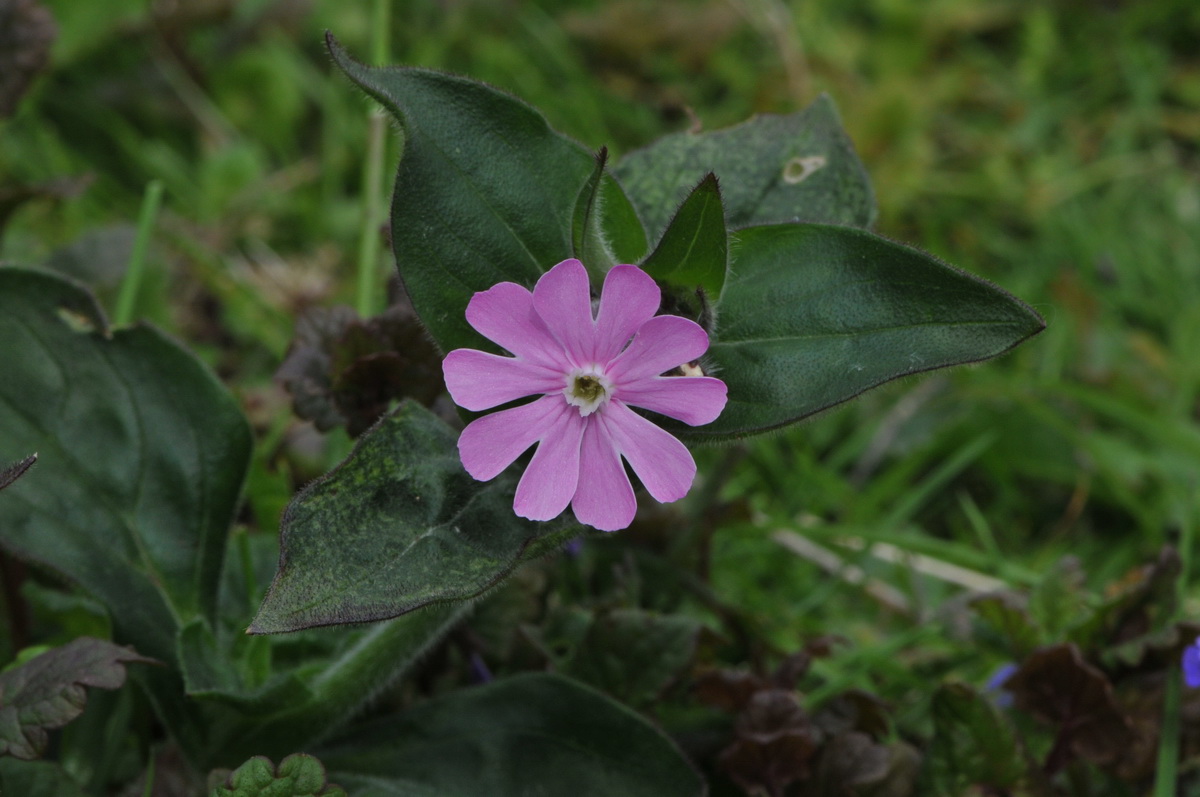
[
  {"x1": 985, "y1": 662, "x2": 1018, "y2": 708},
  {"x1": 1182, "y1": 637, "x2": 1200, "y2": 688},
  {"x1": 468, "y1": 651, "x2": 493, "y2": 684}
]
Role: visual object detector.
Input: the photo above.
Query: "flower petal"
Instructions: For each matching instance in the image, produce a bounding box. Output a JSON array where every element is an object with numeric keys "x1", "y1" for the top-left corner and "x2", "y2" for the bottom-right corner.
[
  {"x1": 1185, "y1": 639, "x2": 1200, "y2": 687},
  {"x1": 513, "y1": 404, "x2": 585, "y2": 521},
  {"x1": 594, "y1": 264, "x2": 660, "y2": 362},
  {"x1": 443, "y1": 349, "x2": 563, "y2": 411},
  {"x1": 465, "y1": 281, "x2": 562, "y2": 367},
  {"x1": 570, "y1": 414, "x2": 637, "y2": 532},
  {"x1": 533, "y1": 259, "x2": 594, "y2": 366},
  {"x1": 457, "y1": 394, "x2": 562, "y2": 481},
  {"x1": 616, "y1": 375, "x2": 728, "y2": 426},
  {"x1": 606, "y1": 315, "x2": 710, "y2": 384},
  {"x1": 602, "y1": 401, "x2": 696, "y2": 503}
]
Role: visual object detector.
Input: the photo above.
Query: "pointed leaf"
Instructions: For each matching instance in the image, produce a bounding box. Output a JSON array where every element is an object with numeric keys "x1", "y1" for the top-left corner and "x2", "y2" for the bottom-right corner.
[
  {"x1": 1072, "y1": 546, "x2": 1180, "y2": 654},
  {"x1": 926, "y1": 682, "x2": 1025, "y2": 794},
  {"x1": 213, "y1": 754, "x2": 346, "y2": 797},
  {"x1": 971, "y1": 593, "x2": 1042, "y2": 659},
  {"x1": 598, "y1": 165, "x2": 648, "y2": 265},
  {"x1": 563, "y1": 608, "x2": 703, "y2": 709},
  {"x1": 177, "y1": 619, "x2": 313, "y2": 713},
  {"x1": 1028, "y1": 557, "x2": 1089, "y2": 640},
  {"x1": 0, "y1": 268, "x2": 251, "y2": 663},
  {"x1": 0, "y1": 637, "x2": 154, "y2": 760},
  {"x1": 326, "y1": 35, "x2": 645, "y2": 354},
  {"x1": 685, "y1": 224, "x2": 1044, "y2": 439},
  {"x1": 641, "y1": 173, "x2": 728, "y2": 300},
  {"x1": 318, "y1": 673, "x2": 705, "y2": 797},
  {"x1": 251, "y1": 401, "x2": 578, "y2": 633},
  {"x1": 615, "y1": 94, "x2": 875, "y2": 240},
  {"x1": 572, "y1": 149, "x2": 608, "y2": 272},
  {"x1": 183, "y1": 603, "x2": 471, "y2": 761}
]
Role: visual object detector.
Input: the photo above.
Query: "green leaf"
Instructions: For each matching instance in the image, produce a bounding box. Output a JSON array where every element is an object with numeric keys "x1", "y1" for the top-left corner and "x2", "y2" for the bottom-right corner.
[
  {"x1": 641, "y1": 173, "x2": 727, "y2": 301},
  {"x1": 926, "y1": 682, "x2": 1025, "y2": 794},
  {"x1": 562, "y1": 608, "x2": 703, "y2": 709},
  {"x1": 182, "y1": 603, "x2": 471, "y2": 761},
  {"x1": 212, "y1": 754, "x2": 346, "y2": 797},
  {"x1": 177, "y1": 619, "x2": 313, "y2": 713},
  {"x1": 688, "y1": 224, "x2": 1045, "y2": 439},
  {"x1": 0, "y1": 758, "x2": 88, "y2": 797},
  {"x1": 572, "y1": 148, "x2": 613, "y2": 279},
  {"x1": 568, "y1": 147, "x2": 643, "y2": 282},
  {"x1": 598, "y1": 163, "x2": 649, "y2": 265},
  {"x1": 251, "y1": 402, "x2": 578, "y2": 633},
  {"x1": 614, "y1": 94, "x2": 876, "y2": 240},
  {"x1": 971, "y1": 593, "x2": 1041, "y2": 659},
  {"x1": 326, "y1": 35, "x2": 645, "y2": 354},
  {"x1": 0, "y1": 268, "x2": 251, "y2": 664},
  {"x1": 1073, "y1": 546, "x2": 1180, "y2": 656},
  {"x1": 1028, "y1": 557, "x2": 1090, "y2": 641},
  {"x1": 0, "y1": 637, "x2": 154, "y2": 760},
  {"x1": 317, "y1": 673, "x2": 705, "y2": 797}
]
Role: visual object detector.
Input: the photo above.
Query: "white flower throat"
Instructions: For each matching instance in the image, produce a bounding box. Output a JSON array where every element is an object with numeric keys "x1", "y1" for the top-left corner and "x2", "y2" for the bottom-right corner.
[{"x1": 563, "y1": 366, "x2": 613, "y2": 417}]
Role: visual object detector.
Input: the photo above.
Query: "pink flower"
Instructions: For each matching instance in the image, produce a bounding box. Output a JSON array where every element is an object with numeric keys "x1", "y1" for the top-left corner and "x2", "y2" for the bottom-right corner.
[{"x1": 442, "y1": 259, "x2": 728, "y2": 531}]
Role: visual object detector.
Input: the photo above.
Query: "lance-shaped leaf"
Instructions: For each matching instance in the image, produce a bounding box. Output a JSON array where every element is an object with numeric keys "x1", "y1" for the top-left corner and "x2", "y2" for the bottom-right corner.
[
  {"x1": 251, "y1": 401, "x2": 579, "y2": 633},
  {"x1": 572, "y1": 148, "x2": 612, "y2": 279},
  {"x1": 641, "y1": 173, "x2": 727, "y2": 301},
  {"x1": 971, "y1": 593, "x2": 1041, "y2": 659},
  {"x1": 560, "y1": 608, "x2": 703, "y2": 709},
  {"x1": 0, "y1": 637, "x2": 155, "y2": 760},
  {"x1": 684, "y1": 224, "x2": 1044, "y2": 439},
  {"x1": 925, "y1": 682, "x2": 1026, "y2": 794},
  {"x1": 213, "y1": 754, "x2": 346, "y2": 797},
  {"x1": 614, "y1": 94, "x2": 876, "y2": 240},
  {"x1": 571, "y1": 146, "x2": 646, "y2": 280},
  {"x1": 318, "y1": 673, "x2": 705, "y2": 797},
  {"x1": 0, "y1": 268, "x2": 251, "y2": 663},
  {"x1": 181, "y1": 602, "x2": 472, "y2": 760},
  {"x1": 326, "y1": 35, "x2": 646, "y2": 355}
]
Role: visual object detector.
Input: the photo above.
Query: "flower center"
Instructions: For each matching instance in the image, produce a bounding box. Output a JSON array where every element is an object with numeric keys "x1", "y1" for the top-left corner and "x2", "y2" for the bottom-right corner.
[{"x1": 563, "y1": 367, "x2": 612, "y2": 417}]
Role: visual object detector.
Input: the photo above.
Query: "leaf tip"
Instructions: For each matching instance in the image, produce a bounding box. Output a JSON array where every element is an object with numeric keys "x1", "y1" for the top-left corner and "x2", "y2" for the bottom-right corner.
[
  {"x1": 324, "y1": 30, "x2": 357, "y2": 75},
  {"x1": 245, "y1": 618, "x2": 271, "y2": 636},
  {"x1": 0, "y1": 452, "x2": 38, "y2": 491}
]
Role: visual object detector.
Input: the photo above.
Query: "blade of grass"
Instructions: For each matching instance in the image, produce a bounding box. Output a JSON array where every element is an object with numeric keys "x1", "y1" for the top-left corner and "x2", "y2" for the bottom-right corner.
[
  {"x1": 772, "y1": 530, "x2": 913, "y2": 616},
  {"x1": 1154, "y1": 666, "x2": 1181, "y2": 797},
  {"x1": 878, "y1": 431, "x2": 997, "y2": 529},
  {"x1": 355, "y1": 111, "x2": 388, "y2": 317},
  {"x1": 834, "y1": 537, "x2": 1007, "y2": 593},
  {"x1": 800, "y1": 521, "x2": 1039, "y2": 586},
  {"x1": 114, "y1": 180, "x2": 164, "y2": 326},
  {"x1": 956, "y1": 489, "x2": 1001, "y2": 562},
  {"x1": 354, "y1": 0, "x2": 393, "y2": 318}
]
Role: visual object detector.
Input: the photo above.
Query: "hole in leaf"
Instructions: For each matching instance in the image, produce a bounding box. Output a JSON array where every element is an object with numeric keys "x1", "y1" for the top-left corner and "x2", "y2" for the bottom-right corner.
[{"x1": 782, "y1": 156, "x2": 827, "y2": 185}]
